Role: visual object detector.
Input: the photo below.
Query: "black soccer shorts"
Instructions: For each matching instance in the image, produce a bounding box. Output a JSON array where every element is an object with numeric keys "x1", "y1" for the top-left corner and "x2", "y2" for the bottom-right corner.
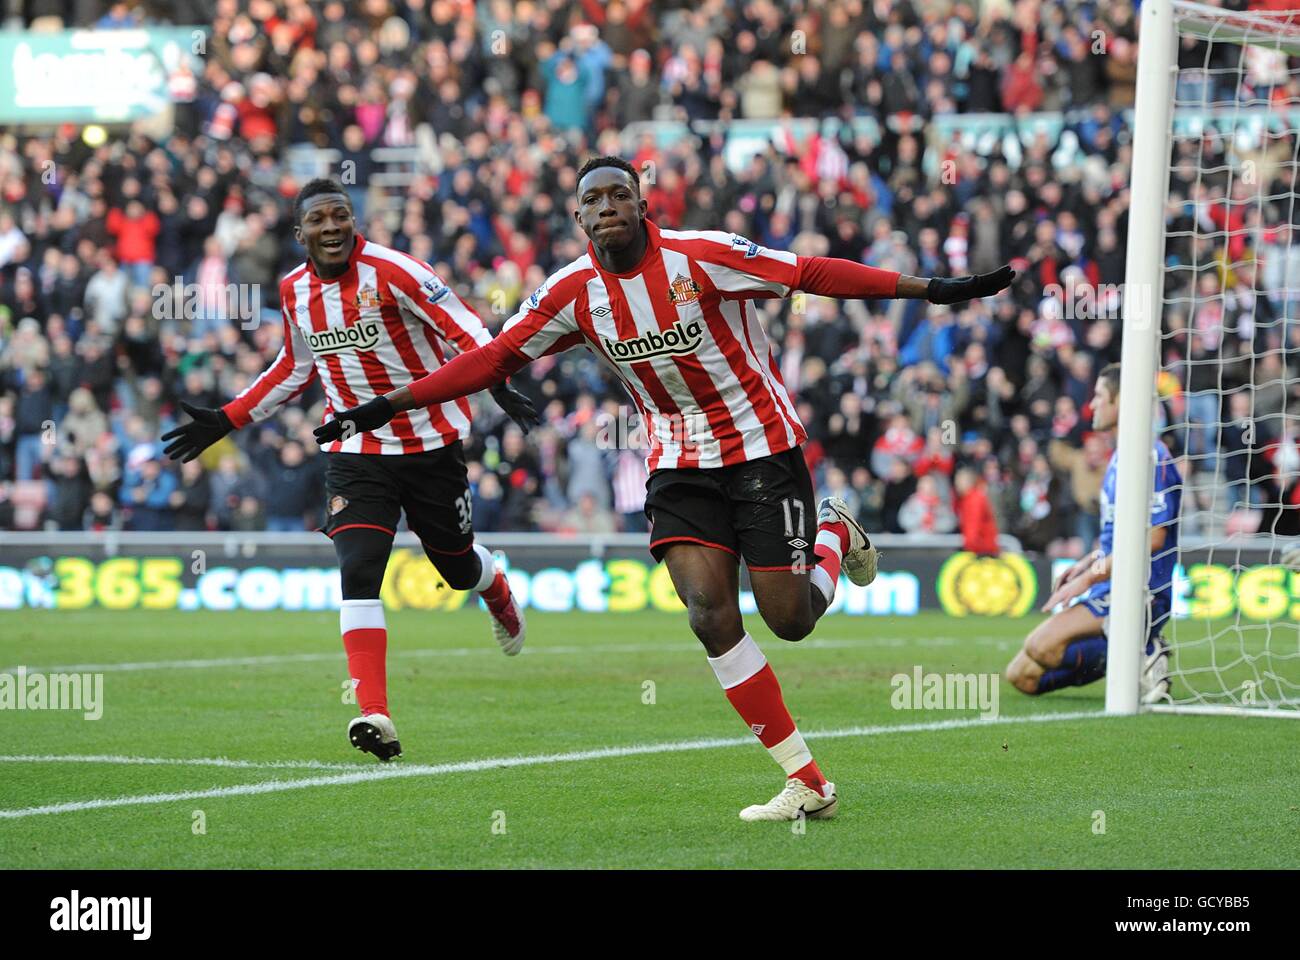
[
  {"x1": 320, "y1": 442, "x2": 474, "y2": 556},
  {"x1": 644, "y1": 446, "x2": 816, "y2": 571}
]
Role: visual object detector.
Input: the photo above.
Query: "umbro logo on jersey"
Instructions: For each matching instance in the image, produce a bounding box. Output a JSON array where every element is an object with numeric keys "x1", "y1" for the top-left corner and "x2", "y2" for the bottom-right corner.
[
  {"x1": 590, "y1": 305, "x2": 611, "y2": 317},
  {"x1": 599, "y1": 318, "x2": 704, "y2": 363},
  {"x1": 666, "y1": 274, "x2": 702, "y2": 305},
  {"x1": 306, "y1": 320, "x2": 383, "y2": 355}
]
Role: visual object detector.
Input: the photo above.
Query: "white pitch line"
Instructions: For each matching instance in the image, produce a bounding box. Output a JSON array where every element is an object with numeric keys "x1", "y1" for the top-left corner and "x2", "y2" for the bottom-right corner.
[
  {"x1": 0, "y1": 635, "x2": 1012, "y2": 676},
  {"x1": 0, "y1": 710, "x2": 1103, "y2": 820},
  {"x1": 0, "y1": 754, "x2": 365, "y2": 771}
]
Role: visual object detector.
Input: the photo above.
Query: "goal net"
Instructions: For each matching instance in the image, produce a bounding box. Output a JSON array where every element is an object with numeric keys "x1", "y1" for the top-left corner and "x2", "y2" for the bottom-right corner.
[{"x1": 1114, "y1": 0, "x2": 1300, "y2": 716}]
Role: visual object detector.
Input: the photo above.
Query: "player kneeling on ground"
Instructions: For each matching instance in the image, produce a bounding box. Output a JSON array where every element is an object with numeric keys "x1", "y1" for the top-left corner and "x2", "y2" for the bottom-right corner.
[{"x1": 1005, "y1": 363, "x2": 1181, "y2": 702}]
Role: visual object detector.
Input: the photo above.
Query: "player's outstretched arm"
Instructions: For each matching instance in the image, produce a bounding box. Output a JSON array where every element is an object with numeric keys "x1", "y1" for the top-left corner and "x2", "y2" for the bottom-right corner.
[
  {"x1": 314, "y1": 337, "x2": 530, "y2": 444},
  {"x1": 795, "y1": 257, "x2": 1015, "y2": 305}
]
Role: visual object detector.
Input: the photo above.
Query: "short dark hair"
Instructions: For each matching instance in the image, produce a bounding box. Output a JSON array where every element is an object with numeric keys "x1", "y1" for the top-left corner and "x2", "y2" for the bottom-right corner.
[
  {"x1": 1098, "y1": 362, "x2": 1121, "y2": 398},
  {"x1": 575, "y1": 156, "x2": 641, "y2": 195},
  {"x1": 293, "y1": 178, "x2": 351, "y2": 225}
]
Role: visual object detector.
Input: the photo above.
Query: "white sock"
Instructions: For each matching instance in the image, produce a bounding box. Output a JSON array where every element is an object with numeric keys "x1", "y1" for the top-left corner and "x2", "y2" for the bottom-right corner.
[
  {"x1": 340, "y1": 598, "x2": 385, "y2": 633},
  {"x1": 706, "y1": 633, "x2": 766, "y2": 689},
  {"x1": 471, "y1": 543, "x2": 497, "y2": 593}
]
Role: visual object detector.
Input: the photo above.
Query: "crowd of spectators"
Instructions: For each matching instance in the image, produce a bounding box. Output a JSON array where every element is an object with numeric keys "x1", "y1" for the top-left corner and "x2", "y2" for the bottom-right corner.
[{"x1": 1, "y1": 0, "x2": 1298, "y2": 554}]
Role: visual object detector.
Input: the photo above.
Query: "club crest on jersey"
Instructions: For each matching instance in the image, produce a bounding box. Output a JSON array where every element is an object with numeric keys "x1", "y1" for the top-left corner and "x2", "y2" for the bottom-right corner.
[
  {"x1": 599, "y1": 317, "x2": 704, "y2": 363},
  {"x1": 306, "y1": 320, "x2": 383, "y2": 356},
  {"x1": 666, "y1": 274, "x2": 702, "y2": 305},
  {"x1": 354, "y1": 285, "x2": 383, "y2": 309}
]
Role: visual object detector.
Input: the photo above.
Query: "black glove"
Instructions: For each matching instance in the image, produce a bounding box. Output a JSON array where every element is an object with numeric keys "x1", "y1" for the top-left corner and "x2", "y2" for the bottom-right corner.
[
  {"x1": 490, "y1": 381, "x2": 540, "y2": 435},
  {"x1": 162, "y1": 401, "x2": 233, "y2": 462},
  {"x1": 927, "y1": 265, "x2": 1016, "y2": 305},
  {"x1": 313, "y1": 395, "x2": 395, "y2": 444}
]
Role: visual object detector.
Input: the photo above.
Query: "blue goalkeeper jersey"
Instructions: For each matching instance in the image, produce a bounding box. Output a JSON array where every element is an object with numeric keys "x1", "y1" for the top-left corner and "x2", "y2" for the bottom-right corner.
[{"x1": 1096, "y1": 439, "x2": 1182, "y2": 611}]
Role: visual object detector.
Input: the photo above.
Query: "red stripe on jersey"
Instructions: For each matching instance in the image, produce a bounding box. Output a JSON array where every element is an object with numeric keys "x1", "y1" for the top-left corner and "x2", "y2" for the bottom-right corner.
[
  {"x1": 383, "y1": 248, "x2": 483, "y2": 352},
  {"x1": 762, "y1": 335, "x2": 807, "y2": 444},
  {"x1": 574, "y1": 283, "x2": 657, "y2": 470},
  {"x1": 307, "y1": 273, "x2": 381, "y2": 455},
  {"x1": 337, "y1": 270, "x2": 426, "y2": 454},
  {"x1": 416, "y1": 331, "x2": 470, "y2": 427},
  {"x1": 739, "y1": 300, "x2": 803, "y2": 442},
  {"x1": 688, "y1": 263, "x2": 792, "y2": 456},
  {"x1": 640, "y1": 255, "x2": 745, "y2": 465},
  {"x1": 366, "y1": 259, "x2": 462, "y2": 448},
  {"x1": 592, "y1": 278, "x2": 691, "y2": 470}
]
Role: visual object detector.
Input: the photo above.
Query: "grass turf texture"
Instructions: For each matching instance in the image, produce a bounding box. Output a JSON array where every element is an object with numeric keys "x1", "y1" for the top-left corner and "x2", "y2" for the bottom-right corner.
[{"x1": 1, "y1": 609, "x2": 1296, "y2": 869}]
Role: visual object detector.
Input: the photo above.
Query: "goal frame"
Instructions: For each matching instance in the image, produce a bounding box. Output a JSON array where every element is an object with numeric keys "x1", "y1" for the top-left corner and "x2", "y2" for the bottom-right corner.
[{"x1": 1112, "y1": 0, "x2": 1300, "y2": 717}]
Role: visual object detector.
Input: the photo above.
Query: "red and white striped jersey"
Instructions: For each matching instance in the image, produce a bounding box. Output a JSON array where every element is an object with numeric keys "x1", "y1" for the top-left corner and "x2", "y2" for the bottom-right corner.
[
  {"x1": 499, "y1": 219, "x2": 807, "y2": 470},
  {"x1": 223, "y1": 234, "x2": 492, "y2": 454}
]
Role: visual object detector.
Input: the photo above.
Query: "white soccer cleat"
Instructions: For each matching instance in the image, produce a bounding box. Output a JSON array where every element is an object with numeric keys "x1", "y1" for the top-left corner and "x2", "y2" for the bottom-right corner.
[
  {"x1": 739, "y1": 778, "x2": 838, "y2": 822},
  {"x1": 818, "y1": 496, "x2": 879, "y2": 586},
  {"x1": 484, "y1": 568, "x2": 526, "y2": 656},
  {"x1": 1140, "y1": 637, "x2": 1171, "y2": 705},
  {"x1": 348, "y1": 713, "x2": 402, "y2": 762}
]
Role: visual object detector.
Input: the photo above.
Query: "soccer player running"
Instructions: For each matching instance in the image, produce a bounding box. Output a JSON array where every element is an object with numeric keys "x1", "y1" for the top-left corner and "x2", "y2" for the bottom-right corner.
[
  {"x1": 162, "y1": 179, "x2": 539, "y2": 762},
  {"x1": 314, "y1": 157, "x2": 1015, "y2": 820},
  {"x1": 1005, "y1": 363, "x2": 1181, "y2": 702}
]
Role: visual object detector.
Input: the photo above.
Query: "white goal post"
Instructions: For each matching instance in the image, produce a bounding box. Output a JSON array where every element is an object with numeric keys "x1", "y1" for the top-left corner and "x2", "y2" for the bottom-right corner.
[{"x1": 1113, "y1": 0, "x2": 1300, "y2": 717}]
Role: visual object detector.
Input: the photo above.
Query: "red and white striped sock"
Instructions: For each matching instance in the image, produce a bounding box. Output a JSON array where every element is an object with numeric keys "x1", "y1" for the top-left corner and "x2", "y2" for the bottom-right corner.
[
  {"x1": 341, "y1": 599, "x2": 388, "y2": 717},
  {"x1": 707, "y1": 634, "x2": 828, "y2": 793},
  {"x1": 811, "y1": 520, "x2": 851, "y2": 606}
]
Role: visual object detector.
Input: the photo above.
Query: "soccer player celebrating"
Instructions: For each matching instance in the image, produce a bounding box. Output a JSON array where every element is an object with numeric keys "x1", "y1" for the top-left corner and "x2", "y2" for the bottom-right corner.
[
  {"x1": 1005, "y1": 363, "x2": 1181, "y2": 702},
  {"x1": 314, "y1": 157, "x2": 1015, "y2": 819},
  {"x1": 162, "y1": 179, "x2": 539, "y2": 762}
]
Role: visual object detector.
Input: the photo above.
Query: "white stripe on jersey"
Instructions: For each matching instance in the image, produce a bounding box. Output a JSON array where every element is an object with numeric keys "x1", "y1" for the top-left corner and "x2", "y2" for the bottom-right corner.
[
  {"x1": 582, "y1": 275, "x2": 678, "y2": 470},
  {"x1": 615, "y1": 271, "x2": 722, "y2": 467},
  {"x1": 659, "y1": 247, "x2": 772, "y2": 462}
]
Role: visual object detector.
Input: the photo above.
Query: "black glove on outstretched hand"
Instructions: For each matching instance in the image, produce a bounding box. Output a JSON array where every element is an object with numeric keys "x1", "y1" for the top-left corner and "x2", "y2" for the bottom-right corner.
[
  {"x1": 313, "y1": 395, "x2": 395, "y2": 445},
  {"x1": 162, "y1": 402, "x2": 234, "y2": 462},
  {"x1": 927, "y1": 265, "x2": 1016, "y2": 305},
  {"x1": 490, "y1": 381, "x2": 540, "y2": 435}
]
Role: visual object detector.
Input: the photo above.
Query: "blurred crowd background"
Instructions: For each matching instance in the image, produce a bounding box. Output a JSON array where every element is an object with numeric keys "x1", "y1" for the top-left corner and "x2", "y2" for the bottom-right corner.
[{"x1": 1, "y1": 0, "x2": 1298, "y2": 552}]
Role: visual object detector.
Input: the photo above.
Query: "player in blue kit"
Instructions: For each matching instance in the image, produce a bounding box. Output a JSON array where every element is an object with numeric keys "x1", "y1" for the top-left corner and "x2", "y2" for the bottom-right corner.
[{"x1": 1005, "y1": 363, "x2": 1181, "y2": 702}]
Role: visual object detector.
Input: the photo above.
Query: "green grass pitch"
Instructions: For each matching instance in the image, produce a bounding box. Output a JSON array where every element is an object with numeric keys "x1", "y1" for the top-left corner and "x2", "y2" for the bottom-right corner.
[{"x1": 1, "y1": 608, "x2": 1296, "y2": 869}]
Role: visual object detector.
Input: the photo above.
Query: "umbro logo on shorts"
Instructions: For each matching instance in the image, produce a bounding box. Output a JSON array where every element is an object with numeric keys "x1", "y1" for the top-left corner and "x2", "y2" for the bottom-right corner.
[
  {"x1": 306, "y1": 320, "x2": 383, "y2": 356},
  {"x1": 599, "y1": 318, "x2": 704, "y2": 363}
]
